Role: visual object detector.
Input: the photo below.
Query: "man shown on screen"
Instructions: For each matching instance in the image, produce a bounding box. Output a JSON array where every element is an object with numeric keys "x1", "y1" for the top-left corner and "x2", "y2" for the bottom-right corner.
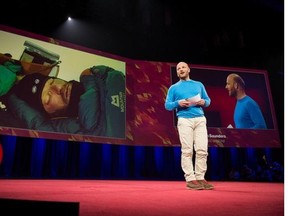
[
  {"x1": 7, "y1": 65, "x2": 126, "y2": 138},
  {"x1": 225, "y1": 73, "x2": 267, "y2": 129}
]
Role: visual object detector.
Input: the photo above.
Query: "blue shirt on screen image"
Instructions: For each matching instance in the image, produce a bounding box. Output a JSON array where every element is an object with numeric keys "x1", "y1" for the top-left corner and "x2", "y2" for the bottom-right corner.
[{"x1": 234, "y1": 95, "x2": 267, "y2": 129}]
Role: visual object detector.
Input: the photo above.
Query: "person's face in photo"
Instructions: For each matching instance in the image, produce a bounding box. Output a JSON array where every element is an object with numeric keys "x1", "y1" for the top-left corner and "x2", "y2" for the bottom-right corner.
[
  {"x1": 225, "y1": 76, "x2": 237, "y2": 97},
  {"x1": 41, "y1": 78, "x2": 73, "y2": 115}
]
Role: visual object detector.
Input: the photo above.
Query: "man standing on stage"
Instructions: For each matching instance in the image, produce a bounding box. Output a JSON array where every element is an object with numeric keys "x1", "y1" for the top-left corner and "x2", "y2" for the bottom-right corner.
[{"x1": 164, "y1": 61, "x2": 214, "y2": 190}]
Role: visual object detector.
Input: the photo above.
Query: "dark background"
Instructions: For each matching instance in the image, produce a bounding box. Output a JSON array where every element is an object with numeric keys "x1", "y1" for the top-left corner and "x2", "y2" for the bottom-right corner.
[{"x1": 0, "y1": 0, "x2": 284, "y2": 181}]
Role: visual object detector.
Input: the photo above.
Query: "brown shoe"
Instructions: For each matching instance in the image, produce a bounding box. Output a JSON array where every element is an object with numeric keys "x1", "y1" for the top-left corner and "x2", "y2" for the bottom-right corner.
[
  {"x1": 197, "y1": 180, "x2": 214, "y2": 190},
  {"x1": 186, "y1": 180, "x2": 204, "y2": 190}
]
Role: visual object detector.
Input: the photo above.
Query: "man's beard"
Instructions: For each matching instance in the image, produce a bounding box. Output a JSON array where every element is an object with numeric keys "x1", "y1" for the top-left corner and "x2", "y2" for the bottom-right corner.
[
  {"x1": 65, "y1": 80, "x2": 85, "y2": 117},
  {"x1": 230, "y1": 89, "x2": 237, "y2": 97}
]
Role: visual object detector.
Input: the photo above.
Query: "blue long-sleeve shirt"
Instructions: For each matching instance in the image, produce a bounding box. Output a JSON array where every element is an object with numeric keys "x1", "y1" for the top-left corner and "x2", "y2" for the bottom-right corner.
[
  {"x1": 234, "y1": 95, "x2": 267, "y2": 129},
  {"x1": 165, "y1": 79, "x2": 211, "y2": 118}
]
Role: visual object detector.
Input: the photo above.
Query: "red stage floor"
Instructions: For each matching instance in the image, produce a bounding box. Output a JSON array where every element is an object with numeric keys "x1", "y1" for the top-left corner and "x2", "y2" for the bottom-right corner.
[{"x1": 0, "y1": 180, "x2": 284, "y2": 216}]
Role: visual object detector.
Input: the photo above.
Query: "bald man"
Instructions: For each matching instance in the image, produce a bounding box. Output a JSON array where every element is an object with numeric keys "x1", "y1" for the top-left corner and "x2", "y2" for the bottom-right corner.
[
  {"x1": 225, "y1": 73, "x2": 267, "y2": 129},
  {"x1": 165, "y1": 61, "x2": 214, "y2": 190}
]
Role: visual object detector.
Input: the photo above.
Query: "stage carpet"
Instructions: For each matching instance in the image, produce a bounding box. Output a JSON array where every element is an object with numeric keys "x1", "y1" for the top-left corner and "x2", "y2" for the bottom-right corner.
[{"x1": 0, "y1": 180, "x2": 284, "y2": 216}]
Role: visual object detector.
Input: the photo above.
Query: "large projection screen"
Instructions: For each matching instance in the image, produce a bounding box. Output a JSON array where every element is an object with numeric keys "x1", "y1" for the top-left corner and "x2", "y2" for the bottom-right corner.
[
  {"x1": 0, "y1": 25, "x2": 281, "y2": 148},
  {"x1": 0, "y1": 26, "x2": 126, "y2": 144},
  {"x1": 170, "y1": 65, "x2": 280, "y2": 148}
]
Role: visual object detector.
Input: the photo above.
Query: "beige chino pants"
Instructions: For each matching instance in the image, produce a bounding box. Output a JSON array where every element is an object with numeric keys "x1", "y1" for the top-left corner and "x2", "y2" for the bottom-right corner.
[{"x1": 177, "y1": 117, "x2": 208, "y2": 182}]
